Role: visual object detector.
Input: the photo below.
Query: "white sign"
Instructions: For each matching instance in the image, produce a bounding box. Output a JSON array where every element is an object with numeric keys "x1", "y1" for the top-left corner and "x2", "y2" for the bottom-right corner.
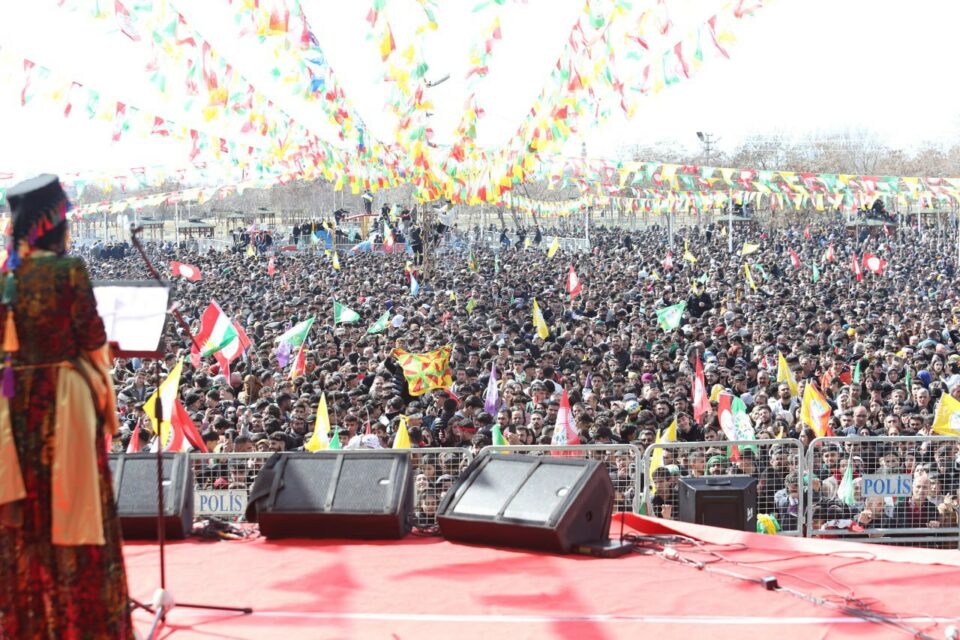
[
  {"x1": 861, "y1": 474, "x2": 912, "y2": 498},
  {"x1": 195, "y1": 490, "x2": 249, "y2": 517}
]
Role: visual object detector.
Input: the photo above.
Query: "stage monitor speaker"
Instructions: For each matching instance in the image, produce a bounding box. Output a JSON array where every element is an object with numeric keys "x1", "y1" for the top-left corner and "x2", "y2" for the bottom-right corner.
[
  {"x1": 436, "y1": 454, "x2": 614, "y2": 553},
  {"x1": 245, "y1": 451, "x2": 413, "y2": 539},
  {"x1": 677, "y1": 475, "x2": 757, "y2": 531},
  {"x1": 108, "y1": 453, "x2": 194, "y2": 540}
]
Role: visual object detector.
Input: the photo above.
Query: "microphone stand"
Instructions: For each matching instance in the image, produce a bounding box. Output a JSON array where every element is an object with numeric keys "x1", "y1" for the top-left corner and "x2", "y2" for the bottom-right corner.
[{"x1": 127, "y1": 224, "x2": 252, "y2": 639}]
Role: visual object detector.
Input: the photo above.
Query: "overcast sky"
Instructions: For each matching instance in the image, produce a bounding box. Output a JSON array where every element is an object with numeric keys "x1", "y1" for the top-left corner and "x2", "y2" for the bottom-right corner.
[{"x1": 1, "y1": 0, "x2": 959, "y2": 178}]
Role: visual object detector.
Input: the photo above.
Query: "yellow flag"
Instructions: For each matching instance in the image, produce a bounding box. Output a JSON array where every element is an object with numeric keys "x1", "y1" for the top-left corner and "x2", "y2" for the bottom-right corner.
[
  {"x1": 532, "y1": 298, "x2": 550, "y2": 340},
  {"x1": 709, "y1": 383, "x2": 724, "y2": 403},
  {"x1": 547, "y1": 237, "x2": 560, "y2": 258},
  {"x1": 393, "y1": 414, "x2": 411, "y2": 449},
  {"x1": 449, "y1": 290, "x2": 457, "y2": 302},
  {"x1": 740, "y1": 242, "x2": 760, "y2": 256},
  {"x1": 304, "y1": 393, "x2": 331, "y2": 451},
  {"x1": 647, "y1": 418, "x2": 677, "y2": 494},
  {"x1": 743, "y1": 264, "x2": 757, "y2": 291},
  {"x1": 524, "y1": 236, "x2": 532, "y2": 249},
  {"x1": 932, "y1": 393, "x2": 960, "y2": 436},
  {"x1": 332, "y1": 250, "x2": 341, "y2": 271},
  {"x1": 246, "y1": 244, "x2": 255, "y2": 257},
  {"x1": 683, "y1": 239, "x2": 697, "y2": 263},
  {"x1": 777, "y1": 352, "x2": 799, "y2": 397},
  {"x1": 143, "y1": 359, "x2": 183, "y2": 449}
]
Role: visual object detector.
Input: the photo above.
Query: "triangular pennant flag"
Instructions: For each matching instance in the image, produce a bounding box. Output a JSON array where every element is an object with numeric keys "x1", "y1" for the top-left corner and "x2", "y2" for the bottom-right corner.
[
  {"x1": 392, "y1": 415, "x2": 411, "y2": 449},
  {"x1": 304, "y1": 394, "x2": 331, "y2": 451},
  {"x1": 547, "y1": 237, "x2": 560, "y2": 258},
  {"x1": 532, "y1": 298, "x2": 550, "y2": 339}
]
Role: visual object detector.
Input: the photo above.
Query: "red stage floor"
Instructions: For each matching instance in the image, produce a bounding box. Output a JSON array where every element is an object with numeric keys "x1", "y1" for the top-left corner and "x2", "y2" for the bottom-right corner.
[{"x1": 125, "y1": 515, "x2": 960, "y2": 640}]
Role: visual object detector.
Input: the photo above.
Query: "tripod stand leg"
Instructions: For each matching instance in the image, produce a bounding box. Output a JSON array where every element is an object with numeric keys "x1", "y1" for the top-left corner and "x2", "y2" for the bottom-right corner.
[{"x1": 176, "y1": 602, "x2": 254, "y2": 614}]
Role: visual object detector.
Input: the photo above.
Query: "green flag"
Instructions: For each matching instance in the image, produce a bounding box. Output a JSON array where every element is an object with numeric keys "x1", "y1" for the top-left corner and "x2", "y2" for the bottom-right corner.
[
  {"x1": 837, "y1": 459, "x2": 856, "y2": 506},
  {"x1": 367, "y1": 310, "x2": 390, "y2": 334},
  {"x1": 655, "y1": 301, "x2": 687, "y2": 332},
  {"x1": 466, "y1": 297, "x2": 477, "y2": 314},
  {"x1": 329, "y1": 428, "x2": 342, "y2": 450},
  {"x1": 275, "y1": 316, "x2": 315, "y2": 347},
  {"x1": 333, "y1": 300, "x2": 360, "y2": 324},
  {"x1": 852, "y1": 360, "x2": 861, "y2": 384},
  {"x1": 812, "y1": 263, "x2": 820, "y2": 283},
  {"x1": 491, "y1": 424, "x2": 509, "y2": 448},
  {"x1": 905, "y1": 366, "x2": 912, "y2": 391}
]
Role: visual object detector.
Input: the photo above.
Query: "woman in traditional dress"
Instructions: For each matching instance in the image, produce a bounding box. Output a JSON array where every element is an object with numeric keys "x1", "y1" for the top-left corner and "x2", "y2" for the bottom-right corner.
[{"x1": 0, "y1": 175, "x2": 133, "y2": 639}]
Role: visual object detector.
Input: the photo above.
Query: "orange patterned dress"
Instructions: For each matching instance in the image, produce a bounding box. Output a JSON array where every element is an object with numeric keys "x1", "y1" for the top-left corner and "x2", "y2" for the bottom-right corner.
[{"x1": 0, "y1": 253, "x2": 133, "y2": 639}]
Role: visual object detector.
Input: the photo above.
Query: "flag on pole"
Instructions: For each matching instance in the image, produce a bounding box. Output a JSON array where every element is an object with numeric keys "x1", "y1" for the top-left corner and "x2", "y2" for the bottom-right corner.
[
  {"x1": 740, "y1": 242, "x2": 760, "y2": 256},
  {"x1": 824, "y1": 243, "x2": 835, "y2": 262},
  {"x1": 851, "y1": 252, "x2": 863, "y2": 282},
  {"x1": 777, "y1": 352, "x2": 799, "y2": 396},
  {"x1": 693, "y1": 356, "x2": 710, "y2": 423},
  {"x1": 483, "y1": 363, "x2": 499, "y2": 415},
  {"x1": 532, "y1": 298, "x2": 550, "y2": 339},
  {"x1": 332, "y1": 250, "x2": 341, "y2": 271},
  {"x1": 932, "y1": 393, "x2": 960, "y2": 436},
  {"x1": 647, "y1": 418, "x2": 677, "y2": 491},
  {"x1": 837, "y1": 459, "x2": 857, "y2": 506},
  {"x1": 392, "y1": 415, "x2": 411, "y2": 449},
  {"x1": 289, "y1": 343, "x2": 306, "y2": 381},
  {"x1": 192, "y1": 302, "x2": 238, "y2": 365},
  {"x1": 214, "y1": 320, "x2": 251, "y2": 379},
  {"x1": 812, "y1": 263, "x2": 820, "y2": 283},
  {"x1": 683, "y1": 239, "x2": 697, "y2": 263},
  {"x1": 143, "y1": 359, "x2": 182, "y2": 451},
  {"x1": 491, "y1": 424, "x2": 509, "y2": 448},
  {"x1": 333, "y1": 301, "x2": 360, "y2": 324},
  {"x1": 547, "y1": 237, "x2": 560, "y2": 258},
  {"x1": 550, "y1": 389, "x2": 580, "y2": 448},
  {"x1": 662, "y1": 250, "x2": 673, "y2": 270},
  {"x1": 366, "y1": 310, "x2": 390, "y2": 334},
  {"x1": 267, "y1": 256, "x2": 276, "y2": 276},
  {"x1": 788, "y1": 249, "x2": 801, "y2": 270},
  {"x1": 126, "y1": 418, "x2": 141, "y2": 453},
  {"x1": 410, "y1": 273, "x2": 420, "y2": 296},
  {"x1": 566, "y1": 265, "x2": 582, "y2": 300},
  {"x1": 655, "y1": 301, "x2": 686, "y2": 331},
  {"x1": 275, "y1": 316, "x2": 315, "y2": 347},
  {"x1": 852, "y1": 360, "x2": 862, "y2": 384},
  {"x1": 803, "y1": 225, "x2": 811, "y2": 240},
  {"x1": 468, "y1": 251, "x2": 478, "y2": 272},
  {"x1": 744, "y1": 263, "x2": 757, "y2": 291},
  {"x1": 862, "y1": 253, "x2": 887, "y2": 275},
  {"x1": 304, "y1": 393, "x2": 331, "y2": 451},
  {"x1": 170, "y1": 261, "x2": 201, "y2": 281},
  {"x1": 800, "y1": 382, "x2": 833, "y2": 437}
]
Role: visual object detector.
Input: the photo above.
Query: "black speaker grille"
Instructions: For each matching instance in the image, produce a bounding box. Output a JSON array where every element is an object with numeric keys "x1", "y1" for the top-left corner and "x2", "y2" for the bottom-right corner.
[
  {"x1": 503, "y1": 464, "x2": 585, "y2": 523},
  {"x1": 114, "y1": 455, "x2": 178, "y2": 516},
  {"x1": 274, "y1": 457, "x2": 336, "y2": 512},
  {"x1": 332, "y1": 457, "x2": 396, "y2": 512},
  {"x1": 452, "y1": 458, "x2": 531, "y2": 517}
]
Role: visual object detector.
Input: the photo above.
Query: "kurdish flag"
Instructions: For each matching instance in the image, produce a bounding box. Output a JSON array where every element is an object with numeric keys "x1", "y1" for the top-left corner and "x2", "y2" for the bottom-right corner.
[{"x1": 193, "y1": 302, "x2": 238, "y2": 361}]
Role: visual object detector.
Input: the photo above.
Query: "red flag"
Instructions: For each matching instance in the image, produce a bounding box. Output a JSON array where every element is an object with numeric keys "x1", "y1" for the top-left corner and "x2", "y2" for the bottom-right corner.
[
  {"x1": 566, "y1": 265, "x2": 582, "y2": 300},
  {"x1": 862, "y1": 253, "x2": 887, "y2": 275},
  {"x1": 126, "y1": 418, "x2": 141, "y2": 453},
  {"x1": 662, "y1": 250, "x2": 673, "y2": 270},
  {"x1": 692, "y1": 356, "x2": 710, "y2": 423},
  {"x1": 289, "y1": 343, "x2": 306, "y2": 381},
  {"x1": 851, "y1": 252, "x2": 863, "y2": 282},
  {"x1": 172, "y1": 399, "x2": 208, "y2": 452},
  {"x1": 115, "y1": 0, "x2": 140, "y2": 41},
  {"x1": 882, "y1": 223, "x2": 891, "y2": 237},
  {"x1": 788, "y1": 249, "x2": 801, "y2": 270},
  {"x1": 550, "y1": 389, "x2": 580, "y2": 451},
  {"x1": 824, "y1": 243, "x2": 835, "y2": 263},
  {"x1": 267, "y1": 256, "x2": 276, "y2": 276},
  {"x1": 803, "y1": 225, "x2": 811, "y2": 240},
  {"x1": 170, "y1": 260, "x2": 202, "y2": 281}
]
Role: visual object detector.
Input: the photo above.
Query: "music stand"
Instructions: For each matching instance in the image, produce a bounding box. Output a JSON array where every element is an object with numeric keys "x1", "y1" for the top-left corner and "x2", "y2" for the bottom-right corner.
[{"x1": 94, "y1": 281, "x2": 252, "y2": 639}]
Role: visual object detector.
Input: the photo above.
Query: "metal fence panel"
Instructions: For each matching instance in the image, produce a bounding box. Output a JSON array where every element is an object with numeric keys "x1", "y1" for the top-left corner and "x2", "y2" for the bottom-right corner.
[
  {"x1": 641, "y1": 439, "x2": 805, "y2": 536},
  {"x1": 188, "y1": 448, "x2": 473, "y2": 529},
  {"x1": 804, "y1": 436, "x2": 960, "y2": 549},
  {"x1": 480, "y1": 444, "x2": 643, "y2": 515}
]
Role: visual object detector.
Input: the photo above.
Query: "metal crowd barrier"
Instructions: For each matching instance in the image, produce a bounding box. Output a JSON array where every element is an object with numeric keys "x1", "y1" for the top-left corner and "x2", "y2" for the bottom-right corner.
[
  {"x1": 481, "y1": 444, "x2": 643, "y2": 515},
  {"x1": 641, "y1": 439, "x2": 806, "y2": 536},
  {"x1": 188, "y1": 448, "x2": 473, "y2": 528},
  {"x1": 804, "y1": 436, "x2": 960, "y2": 549}
]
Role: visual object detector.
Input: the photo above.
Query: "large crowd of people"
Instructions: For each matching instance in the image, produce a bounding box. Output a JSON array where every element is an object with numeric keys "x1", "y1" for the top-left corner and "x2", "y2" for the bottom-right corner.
[{"x1": 81, "y1": 215, "x2": 960, "y2": 537}]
